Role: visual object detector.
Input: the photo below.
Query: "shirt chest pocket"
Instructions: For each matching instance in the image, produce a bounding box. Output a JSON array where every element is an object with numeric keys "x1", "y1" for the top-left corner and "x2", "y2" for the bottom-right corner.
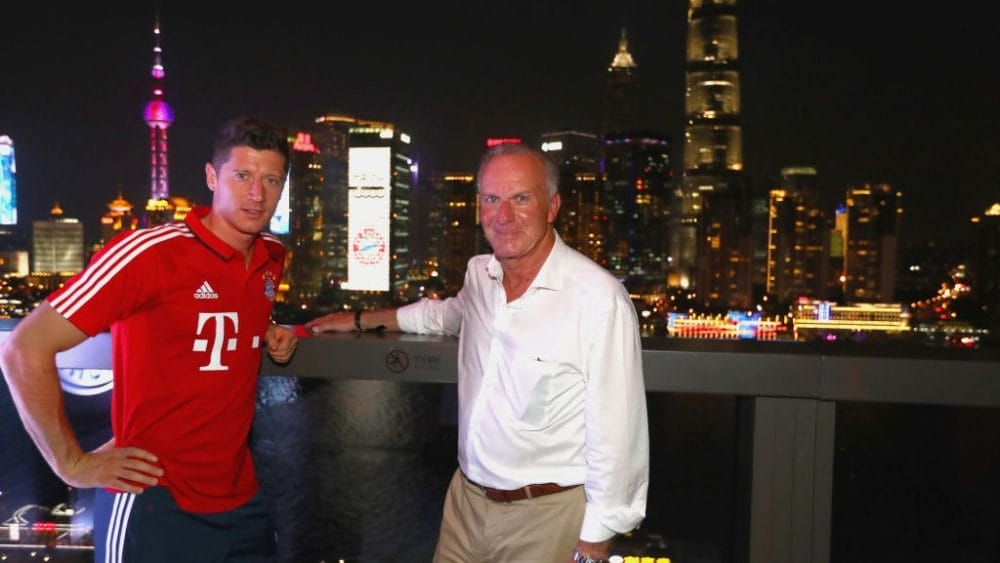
[{"x1": 503, "y1": 354, "x2": 582, "y2": 430}]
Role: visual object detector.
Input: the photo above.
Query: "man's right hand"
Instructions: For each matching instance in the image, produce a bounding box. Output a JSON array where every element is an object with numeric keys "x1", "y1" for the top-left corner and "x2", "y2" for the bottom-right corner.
[
  {"x1": 63, "y1": 439, "x2": 163, "y2": 494},
  {"x1": 305, "y1": 309, "x2": 400, "y2": 334},
  {"x1": 304, "y1": 312, "x2": 356, "y2": 333}
]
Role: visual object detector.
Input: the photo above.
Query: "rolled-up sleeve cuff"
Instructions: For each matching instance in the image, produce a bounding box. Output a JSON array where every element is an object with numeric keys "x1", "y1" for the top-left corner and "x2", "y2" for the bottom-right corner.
[
  {"x1": 395, "y1": 301, "x2": 423, "y2": 333},
  {"x1": 579, "y1": 509, "x2": 617, "y2": 543}
]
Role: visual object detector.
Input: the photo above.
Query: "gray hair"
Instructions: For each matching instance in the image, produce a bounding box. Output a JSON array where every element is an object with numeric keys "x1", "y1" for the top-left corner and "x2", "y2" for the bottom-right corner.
[{"x1": 476, "y1": 143, "x2": 559, "y2": 198}]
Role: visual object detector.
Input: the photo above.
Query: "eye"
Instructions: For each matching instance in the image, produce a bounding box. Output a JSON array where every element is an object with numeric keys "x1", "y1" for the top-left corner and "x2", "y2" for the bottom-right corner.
[
  {"x1": 264, "y1": 177, "x2": 283, "y2": 188},
  {"x1": 234, "y1": 171, "x2": 250, "y2": 181},
  {"x1": 482, "y1": 195, "x2": 499, "y2": 205},
  {"x1": 514, "y1": 194, "x2": 530, "y2": 204}
]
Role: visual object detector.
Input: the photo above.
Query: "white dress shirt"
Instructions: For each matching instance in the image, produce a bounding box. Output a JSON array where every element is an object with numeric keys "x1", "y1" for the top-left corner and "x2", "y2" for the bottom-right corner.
[{"x1": 397, "y1": 232, "x2": 649, "y2": 542}]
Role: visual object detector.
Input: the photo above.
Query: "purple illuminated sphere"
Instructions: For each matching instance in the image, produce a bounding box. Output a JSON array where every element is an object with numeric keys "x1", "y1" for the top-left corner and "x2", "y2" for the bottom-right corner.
[{"x1": 144, "y1": 99, "x2": 175, "y2": 127}]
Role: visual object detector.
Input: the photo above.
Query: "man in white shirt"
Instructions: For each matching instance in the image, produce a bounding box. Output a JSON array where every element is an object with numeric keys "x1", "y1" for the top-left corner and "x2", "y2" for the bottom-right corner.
[{"x1": 306, "y1": 143, "x2": 649, "y2": 563}]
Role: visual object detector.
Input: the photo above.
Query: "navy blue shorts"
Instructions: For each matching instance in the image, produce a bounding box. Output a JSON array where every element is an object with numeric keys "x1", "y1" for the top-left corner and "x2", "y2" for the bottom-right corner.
[{"x1": 93, "y1": 486, "x2": 275, "y2": 563}]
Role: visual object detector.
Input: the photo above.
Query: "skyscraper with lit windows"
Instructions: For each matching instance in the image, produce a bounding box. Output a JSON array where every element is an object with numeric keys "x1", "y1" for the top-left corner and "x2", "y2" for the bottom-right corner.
[
  {"x1": 541, "y1": 130, "x2": 604, "y2": 264},
  {"x1": 675, "y1": 0, "x2": 747, "y2": 305},
  {"x1": 603, "y1": 28, "x2": 639, "y2": 135},
  {"x1": 310, "y1": 114, "x2": 358, "y2": 287},
  {"x1": 343, "y1": 123, "x2": 415, "y2": 306},
  {"x1": 843, "y1": 183, "x2": 902, "y2": 302},
  {"x1": 602, "y1": 131, "x2": 672, "y2": 295},
  {"x1": 426, "y1": 172, "x2": 479, "y2": 296},
  {"x1": 766, "y1": 167, "x2": 829, "y2": 304},
  {"x1": 32, "y1": 203, "x2": 84, "y2": 275},
  {"x1": 285, "y1": 132, "x2": 325, "y2": 305}
]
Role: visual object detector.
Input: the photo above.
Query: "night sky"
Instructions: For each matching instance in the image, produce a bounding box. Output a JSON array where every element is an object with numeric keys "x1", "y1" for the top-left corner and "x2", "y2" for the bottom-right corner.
[{"x1": 3, "y1": 2, "x2": 998, "y2": 244}]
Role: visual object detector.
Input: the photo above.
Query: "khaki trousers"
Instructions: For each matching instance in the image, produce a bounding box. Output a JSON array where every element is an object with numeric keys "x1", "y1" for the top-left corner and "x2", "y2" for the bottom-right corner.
[{"x1": 433, "y1": 468, "x2": 585, "y2": 563}]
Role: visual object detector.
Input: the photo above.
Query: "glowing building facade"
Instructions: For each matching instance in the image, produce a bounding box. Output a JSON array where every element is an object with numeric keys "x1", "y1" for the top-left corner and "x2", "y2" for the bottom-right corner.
[
  {"x1": 541, "y1": 131, "x2": 604, "y2": 264},
  {"x1": 675, "y1": 0, "x2": 746, "y2": 300},
  {"x1": 766, "y1": 167, "x2": 829, "y2": 304},
  {"x1": 602, "y1": 132, "x2": 672, "y2": 296},
  {"x1": 425, "y1": 172, "x2": 479, "y2": 297},
  {"x1": 285, "y1": 132, "x2": 324, "y2": 305},
  {"x1": 843, "y1": 184, "x2": 902, "y2": 302},
  {"x1": 792, "y1": 301, "x2": 909, "y2": 341},
  {"x1": 342, "y1": 124, "x2": 414, "y2": 305},
  {"x1": 32, "y1": 204, "x2": 84, "y2": 275},
  {"x1": 0, "y1": 135, "x2": 16, "y2": 226}
]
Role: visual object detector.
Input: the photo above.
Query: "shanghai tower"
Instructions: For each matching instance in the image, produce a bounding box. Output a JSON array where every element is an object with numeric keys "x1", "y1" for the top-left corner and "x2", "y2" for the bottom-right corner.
[{"x1": 673, "y1": 0, "x2": 750, "y2": 308}]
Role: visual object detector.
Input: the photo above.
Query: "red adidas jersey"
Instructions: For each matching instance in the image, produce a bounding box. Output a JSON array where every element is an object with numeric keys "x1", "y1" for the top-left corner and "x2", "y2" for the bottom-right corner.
[{"x1": 47, "y1": 206, "x2": 285, "y2": 513}]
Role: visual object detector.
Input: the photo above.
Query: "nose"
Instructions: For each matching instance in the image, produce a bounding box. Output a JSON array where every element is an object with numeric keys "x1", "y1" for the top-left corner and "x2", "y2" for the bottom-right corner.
[
  {"x1": 247, "y1": 179, "x2": 263, "y2": 202},
  {"x1": 497, "y1": 200, "x2": 515, "y2": 222}
]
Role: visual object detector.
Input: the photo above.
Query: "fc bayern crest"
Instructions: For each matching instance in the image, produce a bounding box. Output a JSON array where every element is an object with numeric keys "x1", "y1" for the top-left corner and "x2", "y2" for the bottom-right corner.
[
  {"x1": 263, "y1": 270, "x2": 277, "y2": 301},
  {"x1": 352, "y1": 227, "x2": 387, "y2": 266}
]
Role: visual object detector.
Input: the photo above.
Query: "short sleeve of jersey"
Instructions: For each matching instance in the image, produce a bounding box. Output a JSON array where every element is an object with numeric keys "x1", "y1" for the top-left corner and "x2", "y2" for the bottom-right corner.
[{"x1": 46, "y1": 228, "x2": 165, "y2": 337}]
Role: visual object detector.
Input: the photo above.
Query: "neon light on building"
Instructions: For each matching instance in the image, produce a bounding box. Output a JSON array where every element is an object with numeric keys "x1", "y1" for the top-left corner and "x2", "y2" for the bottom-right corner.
[
  {"x1": 792, "y1": 300, "x2": 909, "y2": 338},
  {"x1": 0, "y1": 135, "x2": 16, "y2": 225},
  {"x1": 667, "y1": 311, "x2": 787, "y2": 340}
]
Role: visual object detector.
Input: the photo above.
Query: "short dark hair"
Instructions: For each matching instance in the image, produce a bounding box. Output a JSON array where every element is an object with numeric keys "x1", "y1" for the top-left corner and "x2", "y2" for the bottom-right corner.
[
  {"x1": 476, "y1": 142, "x2": 559, "y2": 198},
  {"x1": 211, "y1": 116, "x2": 290, "y2": 175}
]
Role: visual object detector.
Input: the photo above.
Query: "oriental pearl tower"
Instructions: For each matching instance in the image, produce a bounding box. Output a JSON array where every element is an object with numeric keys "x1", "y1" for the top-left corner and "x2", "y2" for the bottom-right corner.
[{"x1": 143, "y1": 16, "x2": 175, "y2": 226}]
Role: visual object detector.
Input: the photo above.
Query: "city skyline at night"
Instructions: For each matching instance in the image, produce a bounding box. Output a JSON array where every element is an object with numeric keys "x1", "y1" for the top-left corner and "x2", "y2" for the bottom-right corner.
[{"x1": 1, "y1": 2, "x2": 997, "y2": 247}]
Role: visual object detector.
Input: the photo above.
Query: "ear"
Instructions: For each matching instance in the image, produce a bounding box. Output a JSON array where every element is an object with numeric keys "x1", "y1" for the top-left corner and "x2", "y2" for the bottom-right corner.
[
  {"x1": 205, "y1": 162, "x2": 217, "y2": 191},
  {"x1": 547, "y1": 192, "x2": 561, "y2": 224}
]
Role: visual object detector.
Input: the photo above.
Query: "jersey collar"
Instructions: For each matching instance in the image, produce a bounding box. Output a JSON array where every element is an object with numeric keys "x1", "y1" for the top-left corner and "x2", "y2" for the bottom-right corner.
[{"x1": 185, "y1": 205, "x2": 250, "y2": 262}]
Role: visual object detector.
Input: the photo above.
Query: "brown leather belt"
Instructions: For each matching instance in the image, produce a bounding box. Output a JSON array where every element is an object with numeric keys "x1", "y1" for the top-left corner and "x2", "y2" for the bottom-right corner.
[{"x1": 466, "y1": 474, "x2": 581, "y2": 503}]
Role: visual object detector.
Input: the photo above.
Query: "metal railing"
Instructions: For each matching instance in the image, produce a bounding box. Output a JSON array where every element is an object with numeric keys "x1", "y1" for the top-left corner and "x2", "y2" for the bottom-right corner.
[{"x1": 4, "y1": 321, "x2": 1000, "y2": 562}]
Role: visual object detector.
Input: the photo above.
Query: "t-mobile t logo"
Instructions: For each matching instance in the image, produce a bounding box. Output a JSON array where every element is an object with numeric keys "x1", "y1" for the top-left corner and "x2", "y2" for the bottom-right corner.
[{"x1": 192, "y1": 312, "x2": 239, "y2": 371}]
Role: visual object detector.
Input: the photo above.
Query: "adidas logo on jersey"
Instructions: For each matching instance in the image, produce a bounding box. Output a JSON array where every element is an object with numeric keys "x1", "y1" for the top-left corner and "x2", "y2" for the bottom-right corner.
[{"x1": 194, "y1": 281, "x2": 219, "y2": 300}]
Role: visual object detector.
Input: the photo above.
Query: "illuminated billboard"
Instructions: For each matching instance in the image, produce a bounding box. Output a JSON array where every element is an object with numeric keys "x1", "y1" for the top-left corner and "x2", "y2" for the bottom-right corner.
[
  {"x1": 343, "y1": 147, "x2": 391, "y2": 291},
  {"x1": 0, "y1": 136, "x2": 16, "y2": 225}
]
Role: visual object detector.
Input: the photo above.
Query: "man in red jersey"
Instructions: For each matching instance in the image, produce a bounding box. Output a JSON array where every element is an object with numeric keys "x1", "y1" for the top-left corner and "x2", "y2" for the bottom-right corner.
[{"x1": 0, "y1": 116, "x2": 297, "y2": 562}]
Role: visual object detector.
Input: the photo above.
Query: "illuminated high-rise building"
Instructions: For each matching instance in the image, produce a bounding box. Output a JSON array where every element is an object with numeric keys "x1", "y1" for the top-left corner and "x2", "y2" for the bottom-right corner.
[
  {"x1": 310, "y1": 114, "x2": 358, "y2": 288},
  {"x1": 541, "y1": 131, "x2": 604, "y2": 264},
  {"x1": 603, "y1": 27, "x2": 639, "y2": 134},
  {"x1": 0, "y1": 135, "x2": 16, "y2": 226},
  {"x1": 343, "y1": 123, "x2": 415, "y2": 306},
  {"x1": 143, "y1": 16, "x2": 175, "y2": 226},
  {"x1": 32, "y1": 203, "x2": 84, "y2": 275},
  {"x1": 426, "y1": 172, "x2": 479, "y2": 296},
  {"x1": 674, "y1": 0, "x2": 745, "y2": 296},
  {"x1": 285, "y1": 132, "x2": 325, "y2": 305},
  {"x1": 696, "y1": 189, "x2": 753, "y2": 310},
  {"x1": 602, "y1": 131, "x2": 672, "y2": 295},
  {"x1": 843, "y1": 183, "x2": 903, "y2": 302},
  {"x1": 766, "y1": 167, "x2": 829, "y2": 304}
]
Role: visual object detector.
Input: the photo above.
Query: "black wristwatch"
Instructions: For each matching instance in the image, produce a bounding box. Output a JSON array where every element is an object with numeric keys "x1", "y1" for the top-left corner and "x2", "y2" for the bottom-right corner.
[{"x1": 572, "y1": 550, "x2": 609, "y2": 563}]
